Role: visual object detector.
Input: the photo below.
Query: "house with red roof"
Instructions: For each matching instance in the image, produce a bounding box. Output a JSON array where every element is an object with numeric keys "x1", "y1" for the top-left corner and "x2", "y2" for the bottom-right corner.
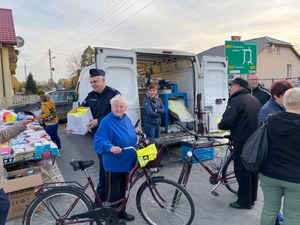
[
  {"x1": 0, "y1": 8, "x2": 18, "y2": 99},
  {"x1": 197, "y1": 36, "x2": 300, "y2": 88}
]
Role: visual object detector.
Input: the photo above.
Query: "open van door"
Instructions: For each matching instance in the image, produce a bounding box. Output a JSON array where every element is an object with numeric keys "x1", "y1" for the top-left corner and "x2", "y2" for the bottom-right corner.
[
  {"x1": 200, "y1": 56, "x2": 228, "y2": 133},
  {"x1": 95, "y1": 47, "x2": 140, "y2": 125}
]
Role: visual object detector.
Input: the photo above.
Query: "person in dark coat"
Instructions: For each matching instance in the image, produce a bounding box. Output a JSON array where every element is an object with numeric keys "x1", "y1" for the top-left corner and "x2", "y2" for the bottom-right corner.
[
  {"x1": 247, "y1": 72, "x2": 271, "y2": 106},
  {"x1": 218, "y1": 77, "x2": 261, "y2": 209},
  {"x1": 143, "y1": 84, "x2": 165, "y2": 139},
  {"x1": 258, "y1": 80, "x2": 293, "y2": 125},
  {"x1": 260, "y1": 88, "x2": 300, "y2": 225},
  {"x1": 81, "y1": 68, "x2": 120, "y2": 201}
]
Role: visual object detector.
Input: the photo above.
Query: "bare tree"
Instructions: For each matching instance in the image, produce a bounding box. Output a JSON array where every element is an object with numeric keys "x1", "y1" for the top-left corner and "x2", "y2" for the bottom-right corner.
[{"x1": 65, "y1": 51, "x2": 82, "y2": 78}]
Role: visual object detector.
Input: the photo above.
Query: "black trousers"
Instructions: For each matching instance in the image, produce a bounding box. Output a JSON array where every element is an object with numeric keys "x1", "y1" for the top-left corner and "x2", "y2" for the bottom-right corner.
[
  {"x1": 105, "y1": 172, "x2": 127, "y2": 213},
  {"x1": 233, "y1": 142, "x2": 258, "y2": 207},
  {"x1": 96, "y1": 155, "x2": 106, "y2": 201}
]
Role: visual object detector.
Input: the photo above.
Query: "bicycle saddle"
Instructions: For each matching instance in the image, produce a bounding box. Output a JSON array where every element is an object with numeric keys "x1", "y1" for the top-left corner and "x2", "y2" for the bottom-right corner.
[{"x1": 70, "y1": 160, "x2": 95, "y2": 171}]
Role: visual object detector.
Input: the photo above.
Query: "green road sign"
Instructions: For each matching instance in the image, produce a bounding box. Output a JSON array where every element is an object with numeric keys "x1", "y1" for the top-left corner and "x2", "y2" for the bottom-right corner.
[{"x1": 225, "y1": 41, "x2": 257, "y2": 75}]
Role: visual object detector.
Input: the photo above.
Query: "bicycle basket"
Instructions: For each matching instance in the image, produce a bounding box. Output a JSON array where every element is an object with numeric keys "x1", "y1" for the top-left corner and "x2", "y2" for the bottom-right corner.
[
  {"x1": 145, "y1": 143, "x2": 164, "y2": 168},
  {"x1": 136, "y1": 144, "x2": 157, "y2": 167}
]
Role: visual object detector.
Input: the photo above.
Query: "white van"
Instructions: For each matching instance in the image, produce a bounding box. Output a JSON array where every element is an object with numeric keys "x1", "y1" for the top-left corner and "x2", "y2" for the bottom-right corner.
[{"x1": 75, "y1": 48, "x2": 228, "y2": 143}]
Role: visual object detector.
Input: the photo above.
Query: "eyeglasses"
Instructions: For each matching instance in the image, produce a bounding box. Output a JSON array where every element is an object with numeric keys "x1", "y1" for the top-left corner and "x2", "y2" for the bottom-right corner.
[{"x1": 248, "y1": 78, "x2": 258, "y2": 81}]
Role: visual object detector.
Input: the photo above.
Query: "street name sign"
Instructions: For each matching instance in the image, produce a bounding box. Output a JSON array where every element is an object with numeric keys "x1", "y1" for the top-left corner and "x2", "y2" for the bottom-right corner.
[{"x1": 225, "y1": 41, "x2": 257, "y2": 75}]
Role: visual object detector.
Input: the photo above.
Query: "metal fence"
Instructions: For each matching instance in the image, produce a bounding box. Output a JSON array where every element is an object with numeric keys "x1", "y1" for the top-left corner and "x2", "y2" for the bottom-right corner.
[{"x1": 0, "y1": 95, "x2": 39, "y2": 109}]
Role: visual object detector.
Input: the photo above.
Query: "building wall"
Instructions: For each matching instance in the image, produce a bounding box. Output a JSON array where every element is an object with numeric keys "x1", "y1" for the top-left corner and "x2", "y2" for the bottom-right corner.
[
  {"x1": 257, "y1": 46, "x2": 300, "y2": 88},
  {"x1": 0, "y1": 46, "x2": 14, "y2": 98}
]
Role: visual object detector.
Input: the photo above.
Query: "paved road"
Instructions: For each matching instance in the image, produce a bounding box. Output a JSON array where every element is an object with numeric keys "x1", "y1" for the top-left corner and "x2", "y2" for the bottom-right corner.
[{"x1": 7, "y1": 129, "x2": 263, "y2": 225}]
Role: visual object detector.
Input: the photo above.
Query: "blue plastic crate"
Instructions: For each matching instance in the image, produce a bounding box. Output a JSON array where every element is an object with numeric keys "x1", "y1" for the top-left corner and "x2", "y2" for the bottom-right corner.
[{"x1": 181, "y1": 144, "x2": 214, "y2": 163}]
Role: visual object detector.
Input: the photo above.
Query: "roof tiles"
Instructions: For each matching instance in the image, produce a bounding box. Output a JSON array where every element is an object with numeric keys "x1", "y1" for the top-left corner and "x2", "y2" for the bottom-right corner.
[{"x1": 0, "y1": 8, "x2": 17, "y2": 45}]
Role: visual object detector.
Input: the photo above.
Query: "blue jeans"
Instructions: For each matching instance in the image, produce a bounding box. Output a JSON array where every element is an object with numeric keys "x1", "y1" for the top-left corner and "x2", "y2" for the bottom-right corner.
[
  {"x1": 45, "y1": 122, "x2": 61, "y2": 149},
  {"x1": 144, "y1": 123, "x2": 160, "y2": 139},
  {"x1": 0, "y1": 188, "x2": 10, "y2": 225}
]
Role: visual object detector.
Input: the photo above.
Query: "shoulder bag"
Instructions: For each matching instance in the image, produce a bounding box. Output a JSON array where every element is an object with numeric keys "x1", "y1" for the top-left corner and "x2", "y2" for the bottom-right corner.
[{"x1": 241, "y1": 119, "x2": 268, "y2": 173}]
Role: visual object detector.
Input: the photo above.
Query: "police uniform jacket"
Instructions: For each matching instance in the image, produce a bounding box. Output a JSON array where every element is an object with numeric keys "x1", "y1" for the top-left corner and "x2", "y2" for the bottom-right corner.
[
  {"x1": 218, "y1": 88, "x2": 261, "y2": 143},
  {"x1": 81, "y1": 86, "x2": 120, "y2": 134}
]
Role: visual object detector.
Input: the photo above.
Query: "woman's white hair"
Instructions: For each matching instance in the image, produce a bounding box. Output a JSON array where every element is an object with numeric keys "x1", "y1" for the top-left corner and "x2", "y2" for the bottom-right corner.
[
  {"x1": 283, "y1": 88, "x2": 300, "y2": 110},
  {"x1": 110, "y1": 94, "x2": 127, "y2": 106}
]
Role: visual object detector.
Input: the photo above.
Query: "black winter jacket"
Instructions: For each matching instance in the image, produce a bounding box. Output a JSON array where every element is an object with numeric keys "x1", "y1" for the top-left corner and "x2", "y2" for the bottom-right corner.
[
  {"x1": 251, "y1": 85, "x2": 271, "y2": 106},
  {"x1": 218, "y1": 89, "x2": 261, "y2": 143},
  {"x1": 261, "y1": 112, "x2": 300, "y2": 183}
]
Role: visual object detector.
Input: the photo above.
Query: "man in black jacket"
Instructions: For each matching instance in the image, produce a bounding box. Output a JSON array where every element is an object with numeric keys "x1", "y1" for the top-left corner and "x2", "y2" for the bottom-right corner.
[
  {"x1": 218, "y1": 77, "x2": 261, "y2": 209},
  {"x1": 247, "y1": 72, "x2": 271, "y2": 106}
]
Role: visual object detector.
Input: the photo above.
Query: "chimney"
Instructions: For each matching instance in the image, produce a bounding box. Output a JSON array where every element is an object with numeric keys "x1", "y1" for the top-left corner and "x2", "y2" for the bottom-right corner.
[{"x1": 231, "y1": 35, "x2": 241, "y2": 41}]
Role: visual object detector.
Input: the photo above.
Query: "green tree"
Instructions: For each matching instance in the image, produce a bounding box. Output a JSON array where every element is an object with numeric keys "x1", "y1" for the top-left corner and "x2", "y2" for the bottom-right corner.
[
  {"x1": 65, "y1": 45, "x2": 95, "y2": 89},
  {"x1": 81, "y1": 45, "x2": 95, "y2": 67},
  {"x1": 36, "y1": 89, "x2": 45, "y2": 95},
  {"x1": 25, "y1": 73, "x2": 38, "y2": 94}
]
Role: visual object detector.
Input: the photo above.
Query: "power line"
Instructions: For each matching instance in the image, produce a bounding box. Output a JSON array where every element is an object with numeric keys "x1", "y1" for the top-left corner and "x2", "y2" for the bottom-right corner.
[
  {"x1": 52, "y1": 0, "x2": 125, "y2": 51},
  {"x1": 90, "y1": 0, "x2": 158, "y2": 44}
]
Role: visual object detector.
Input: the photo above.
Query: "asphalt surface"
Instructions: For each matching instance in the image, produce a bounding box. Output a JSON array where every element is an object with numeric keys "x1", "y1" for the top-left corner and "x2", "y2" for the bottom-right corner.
[{"x1": 6, "y1": 127, "x2": 263, "y2": 225}]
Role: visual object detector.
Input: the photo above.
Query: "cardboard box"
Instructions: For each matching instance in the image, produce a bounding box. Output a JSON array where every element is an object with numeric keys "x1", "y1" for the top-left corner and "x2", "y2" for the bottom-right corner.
[
  {"x1": 3, "y1": 166, "x2": 49, "y2": 220},
  {"x1": 67, "y1": 107, "x2": 93, "y2": 135}
]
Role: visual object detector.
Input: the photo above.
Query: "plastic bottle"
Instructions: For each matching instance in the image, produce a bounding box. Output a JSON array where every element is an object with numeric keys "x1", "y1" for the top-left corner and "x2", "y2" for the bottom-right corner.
[{"x1": 17, "y1": 112, "x2": 26, "y2": 121}]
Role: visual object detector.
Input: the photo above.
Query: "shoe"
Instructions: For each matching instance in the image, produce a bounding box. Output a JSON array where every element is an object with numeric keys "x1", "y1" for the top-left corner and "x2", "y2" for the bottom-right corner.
[
  {"x1": 229, "y1": 201, "x2": 252, "y2": 209},
  {"x1": 251, "y1": 201, "x2": 255, "y2": 206},
  {"x1": 118, "y1": 212, "x2": 135, "y2": 221},
  {"x1": 158, "y1": 163, "x2": 164, "y2": 167}
]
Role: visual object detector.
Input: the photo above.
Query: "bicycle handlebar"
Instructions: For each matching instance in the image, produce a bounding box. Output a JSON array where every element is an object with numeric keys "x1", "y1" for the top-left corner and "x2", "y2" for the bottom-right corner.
[{"x1": 175, "y1": 121, "x2": 232, "y2": 141}]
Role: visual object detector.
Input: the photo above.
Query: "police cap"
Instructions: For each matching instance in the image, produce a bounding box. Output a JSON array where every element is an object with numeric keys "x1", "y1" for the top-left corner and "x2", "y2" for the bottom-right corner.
[{"x1": 89, "y1": 68, "x2": 105, "y2": 77}]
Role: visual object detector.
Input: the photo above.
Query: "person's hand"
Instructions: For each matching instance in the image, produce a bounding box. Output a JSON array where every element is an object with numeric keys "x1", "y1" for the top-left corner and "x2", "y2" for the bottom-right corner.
[
  {"x1": 21, "y1": 117, "x2": 36, "y2": 126},
  {"x1": 88, "y1": 119, "x2": 98, "y2": 129},
  {"x1": 135, "y1": 127, "x2": 142, "y2": 134},
  {"x1": 110, "y1": 146, "x2": 122, "y2": 154}
]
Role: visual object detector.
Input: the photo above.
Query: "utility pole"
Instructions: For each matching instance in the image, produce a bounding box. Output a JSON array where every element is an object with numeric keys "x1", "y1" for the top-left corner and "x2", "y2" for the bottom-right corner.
[
  {"x1": 24, "y1": 63, "x2": 27, "y2": 80},
  {"x1": 48, "y1": 49, "x2": 55, "y2": 89}
]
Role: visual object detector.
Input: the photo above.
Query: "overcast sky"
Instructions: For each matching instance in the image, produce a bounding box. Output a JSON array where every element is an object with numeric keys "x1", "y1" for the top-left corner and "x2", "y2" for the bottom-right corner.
[{"x1": 2, "y1": 0, "x2": 300, "y2": 83}]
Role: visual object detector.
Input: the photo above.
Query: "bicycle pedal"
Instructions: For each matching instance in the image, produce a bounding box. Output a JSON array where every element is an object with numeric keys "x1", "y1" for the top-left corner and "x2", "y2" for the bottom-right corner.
[{"x1": 211, "y1": 190, "x2": 219, "y2": 197}]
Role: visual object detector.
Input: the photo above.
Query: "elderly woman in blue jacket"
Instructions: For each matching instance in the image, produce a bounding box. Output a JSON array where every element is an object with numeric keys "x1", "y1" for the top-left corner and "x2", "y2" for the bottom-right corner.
[
  {"x1": 94, "y1": 95, "x2": 139, "y2": 222},
  {"x1": 143, "y1": 84, "x2": 165, "y2": 139}
]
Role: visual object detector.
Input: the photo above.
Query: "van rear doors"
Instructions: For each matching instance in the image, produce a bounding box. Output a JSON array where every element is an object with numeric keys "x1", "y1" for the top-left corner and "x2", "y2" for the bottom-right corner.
[
  {"x1": 200, "y1": 56, "x2": 228, "y2": 133},
  {"x1": 95, "y1": 48, "x2": 140, "y2": 125}
]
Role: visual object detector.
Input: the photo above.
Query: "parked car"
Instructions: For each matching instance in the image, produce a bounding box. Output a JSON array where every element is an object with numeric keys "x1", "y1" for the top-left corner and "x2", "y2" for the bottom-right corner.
[{"x1": 9, "y1": 90, "x2": 77, "y2": 121}]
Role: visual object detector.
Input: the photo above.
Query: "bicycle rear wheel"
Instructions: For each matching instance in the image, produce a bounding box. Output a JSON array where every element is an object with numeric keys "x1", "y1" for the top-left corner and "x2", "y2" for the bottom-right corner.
[
  {"x1": 222, "y1": 153, "x2": 238, "y2": 194},
  {"x1": 136, "y1": 177, "x2": 195, "y2": 225},
  {"x1": 24, "y1": 187, "x2": 94, "y2": 225}
]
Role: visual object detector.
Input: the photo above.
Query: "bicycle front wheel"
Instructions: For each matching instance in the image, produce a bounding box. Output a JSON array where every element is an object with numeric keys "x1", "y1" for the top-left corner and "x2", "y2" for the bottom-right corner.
[
  {"x1": 136, "y1": 177, "x2": 195, "y2": 225},
  {"x1": 222, "y1": 153, "x2": 238, "y2": 194},
  {"x1": 24, "y1": 187, "x2": 94, "y2": 225},
  {"x1": 177, "y1": 158, "x2": 192, "y2": 187}
]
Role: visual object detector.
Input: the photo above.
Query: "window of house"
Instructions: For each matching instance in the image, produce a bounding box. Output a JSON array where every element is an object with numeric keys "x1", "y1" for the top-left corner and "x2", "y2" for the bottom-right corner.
[{"x1": 287, "y1": 64, "x2": 292, "y2": 78}]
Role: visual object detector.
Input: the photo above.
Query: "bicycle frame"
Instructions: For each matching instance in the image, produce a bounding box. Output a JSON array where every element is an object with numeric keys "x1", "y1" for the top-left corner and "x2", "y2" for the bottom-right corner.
[
  {"x1": 30, "y1": 161, "x2": 164, "y2": 224},
  {"x1": 181, "y1": 141, "x2": 232, "y2": 186}
]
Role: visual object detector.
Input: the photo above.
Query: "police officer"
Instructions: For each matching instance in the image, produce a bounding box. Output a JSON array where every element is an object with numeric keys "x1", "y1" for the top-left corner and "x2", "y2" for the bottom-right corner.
[{"x1": 81, "y1": 68, "x2": 120, "y2": 200}]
